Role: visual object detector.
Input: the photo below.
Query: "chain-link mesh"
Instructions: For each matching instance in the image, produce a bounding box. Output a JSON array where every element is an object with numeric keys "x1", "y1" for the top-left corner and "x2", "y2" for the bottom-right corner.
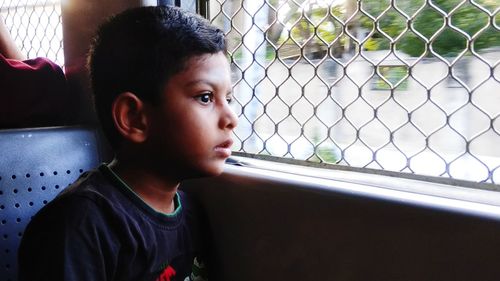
[
  {"x1": 1, "y1": 0, "x2": 498, "y2": 184},
  {"x1": 209, "y1": 0, "x2": 500, "y2": 184},
  {"x1": 1, "y1": 0, "x2": 63, "y2": 65}
]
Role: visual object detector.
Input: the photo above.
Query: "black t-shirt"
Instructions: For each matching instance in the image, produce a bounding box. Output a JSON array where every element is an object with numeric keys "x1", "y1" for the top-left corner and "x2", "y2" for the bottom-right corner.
[{"x1": 18, "y1": 164, "x2": 208, "y2": 281}]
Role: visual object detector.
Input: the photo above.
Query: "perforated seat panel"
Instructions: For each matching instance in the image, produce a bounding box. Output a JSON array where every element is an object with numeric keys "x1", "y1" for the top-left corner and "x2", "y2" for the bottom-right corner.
[{"x1": 0, "y1": 127, "x2": 101, "y2": 281}]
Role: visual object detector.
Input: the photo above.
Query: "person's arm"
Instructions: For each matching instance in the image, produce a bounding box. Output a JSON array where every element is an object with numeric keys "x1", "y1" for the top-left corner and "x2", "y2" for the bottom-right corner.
[{"x1": 0, "y1": 15, "x2": 26, "y2": 60}]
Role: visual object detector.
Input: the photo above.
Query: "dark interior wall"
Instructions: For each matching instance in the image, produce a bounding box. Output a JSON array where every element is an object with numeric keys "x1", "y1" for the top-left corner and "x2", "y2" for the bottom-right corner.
[{"x1": 182, "y1": 165, "x2": 500, "y2": 281}]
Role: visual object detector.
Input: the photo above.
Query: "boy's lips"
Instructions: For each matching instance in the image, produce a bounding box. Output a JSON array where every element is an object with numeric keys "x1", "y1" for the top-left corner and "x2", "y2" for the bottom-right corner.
[{"x1": 214, "y1": 139, "x2": 233, "y2": 158}]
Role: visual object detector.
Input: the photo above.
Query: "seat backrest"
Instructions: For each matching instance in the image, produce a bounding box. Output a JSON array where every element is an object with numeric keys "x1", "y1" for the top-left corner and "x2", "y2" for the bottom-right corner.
[{"x1": 0, "y1": 126, "x2": 102, "y2": 281}]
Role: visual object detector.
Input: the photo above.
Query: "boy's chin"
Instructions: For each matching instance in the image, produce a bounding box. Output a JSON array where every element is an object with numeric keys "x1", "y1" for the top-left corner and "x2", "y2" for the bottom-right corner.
[
  {"x1": 201, "y1": 166, "x2": 225, "y2": 178},
  {"x1": 188, "y1": 163, "x2": 226, "y2": 179}
]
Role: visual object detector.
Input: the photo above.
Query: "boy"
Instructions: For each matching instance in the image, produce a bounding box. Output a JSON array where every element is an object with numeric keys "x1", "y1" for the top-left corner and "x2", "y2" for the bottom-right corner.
[{"x1": 18, "y1": 5, "x2": 237, "y2": 281}]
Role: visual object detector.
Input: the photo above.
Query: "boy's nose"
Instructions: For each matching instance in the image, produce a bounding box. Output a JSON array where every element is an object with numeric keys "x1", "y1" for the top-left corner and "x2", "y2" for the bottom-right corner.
[{"x1": 220, "y1": 103, "x2": 238, "y2": 130}]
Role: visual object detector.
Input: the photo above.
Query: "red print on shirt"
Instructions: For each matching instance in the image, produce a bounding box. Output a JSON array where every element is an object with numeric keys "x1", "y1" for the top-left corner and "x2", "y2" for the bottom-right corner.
[{"x1": 156, "y1": 265, "x2": 176, "y2": 281}]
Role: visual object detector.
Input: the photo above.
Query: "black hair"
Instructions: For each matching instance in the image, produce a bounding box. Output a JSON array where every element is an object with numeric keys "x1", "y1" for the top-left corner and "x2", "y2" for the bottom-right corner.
[{"x1": 88, "y1": 5, "x2": 226, "y2": 148}]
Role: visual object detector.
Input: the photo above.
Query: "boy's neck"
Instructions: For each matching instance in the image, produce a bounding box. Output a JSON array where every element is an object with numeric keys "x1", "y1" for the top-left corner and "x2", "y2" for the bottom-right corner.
[{"x1": 108, "y1": 159, "x2": 180, "y2": 215}]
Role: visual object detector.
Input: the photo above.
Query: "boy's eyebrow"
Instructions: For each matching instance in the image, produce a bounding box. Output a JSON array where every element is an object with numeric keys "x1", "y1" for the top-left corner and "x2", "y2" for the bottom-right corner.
[
  {"x1": 184, "y1": 79, "x2": 232, "y2": 94},
  {"x1": 184, "y1": 79, "x2": 213, "y2": 87}
]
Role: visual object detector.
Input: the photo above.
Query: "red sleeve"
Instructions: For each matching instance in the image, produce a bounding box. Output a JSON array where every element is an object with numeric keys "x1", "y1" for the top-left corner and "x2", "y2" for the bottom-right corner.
[{"x1": 0, "y1": 54, "x2": 71, "y2": 128}]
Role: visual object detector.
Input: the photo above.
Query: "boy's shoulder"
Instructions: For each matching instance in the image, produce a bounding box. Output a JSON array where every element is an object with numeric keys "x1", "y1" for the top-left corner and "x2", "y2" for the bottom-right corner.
[
  {"x1": 29, "y1": 164, "x2": 195, "y2": 228},
  {"x1": 26, "y1": 167, "x2": 118, "y2": 229},
  {"x1": 19, "y1": 165, "x2": 206, "y2": 281}
]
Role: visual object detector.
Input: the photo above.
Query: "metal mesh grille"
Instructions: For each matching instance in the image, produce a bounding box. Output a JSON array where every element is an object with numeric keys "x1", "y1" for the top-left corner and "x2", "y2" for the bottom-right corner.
[
  {"x1": 1, "y1": 0, "x2": 64, "y2": 65},
  {"x1": 1, "y1": 0, "x2": 498, "y2": 184},
  {"x1": 209, "y1": 0, "x2": 500, "y2": 184}
]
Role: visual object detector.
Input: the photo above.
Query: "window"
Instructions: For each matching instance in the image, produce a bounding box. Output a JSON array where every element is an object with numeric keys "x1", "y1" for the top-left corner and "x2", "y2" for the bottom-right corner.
[
  {"x1": 372, "y1": 65, "x2": 409, "y2": 91},
  {"x1": 2, "y1": 0, "x2": 499, "y2": 184},
  {"x1": 1, "y1": 0, "x2": 64, "y2": 65},
  {"x1": 208, "y1": 0, "x2": 500, "y2": 184}
]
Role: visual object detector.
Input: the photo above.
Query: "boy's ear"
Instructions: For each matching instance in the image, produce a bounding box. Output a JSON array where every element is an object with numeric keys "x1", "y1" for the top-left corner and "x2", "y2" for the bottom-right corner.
[{"x1": 112, "y1": 92, "x2": 150, "y2": 143}]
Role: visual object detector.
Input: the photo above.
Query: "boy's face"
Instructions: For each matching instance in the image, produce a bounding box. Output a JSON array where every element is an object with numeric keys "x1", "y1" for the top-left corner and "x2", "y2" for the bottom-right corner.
[{"x1": 146, "y1": 51, "x2": 238, "y2": 180}]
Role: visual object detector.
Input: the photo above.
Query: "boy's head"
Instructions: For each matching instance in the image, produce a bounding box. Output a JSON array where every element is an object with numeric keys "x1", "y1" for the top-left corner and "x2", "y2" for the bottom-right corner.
[{"x1": 88, "y1": 6, "x2": 238, "y2": 178}]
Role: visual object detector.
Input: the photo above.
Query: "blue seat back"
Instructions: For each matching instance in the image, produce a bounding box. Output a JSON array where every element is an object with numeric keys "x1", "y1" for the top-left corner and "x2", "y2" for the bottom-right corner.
[{"x1": 0, "y1": 127, "x2": 102, "y2": 281}]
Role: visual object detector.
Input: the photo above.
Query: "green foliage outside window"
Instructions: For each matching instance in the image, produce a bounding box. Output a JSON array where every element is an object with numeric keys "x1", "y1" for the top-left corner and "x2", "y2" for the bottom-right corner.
[
  {"x1": 273, "y1": 0, "x2": 499, "y2": 58},
  {"x1": 361, "y1": 0, "x2": 500, "y2": 57},
  {"x1": 372, "y1": 66, "x2": 409, "y2": 90}
]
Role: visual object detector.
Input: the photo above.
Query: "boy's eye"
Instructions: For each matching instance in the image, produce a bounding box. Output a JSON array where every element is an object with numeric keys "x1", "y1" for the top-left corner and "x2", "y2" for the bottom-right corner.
[
  {"x1": 195, "y1": 93, "x2": 213, "y2": 104},
  {"x1": 226, "y1": 95, "x2": 233, "y2": 104}
]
